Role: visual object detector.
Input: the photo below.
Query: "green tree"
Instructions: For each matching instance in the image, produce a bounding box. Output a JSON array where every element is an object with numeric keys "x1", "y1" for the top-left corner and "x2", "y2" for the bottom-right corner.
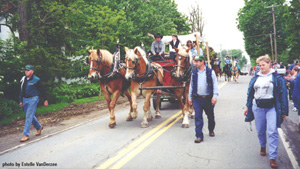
[
  {"x1": 99, "y1": 0, "x2": 190, "y2": 50},
  {"x1": 237, "y1": 0, "x2": 288, "y2": 60},
  {"x1": 286, "y1": 0, "x2": 300, "y2": 59},
  {"x1": 219, "y1": 49, "x2": 247, "y2": 67}
]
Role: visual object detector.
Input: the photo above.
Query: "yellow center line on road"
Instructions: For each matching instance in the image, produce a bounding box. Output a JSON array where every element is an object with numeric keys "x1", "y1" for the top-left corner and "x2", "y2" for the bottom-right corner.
[
  {"x1": 111, "y1": 115, "x2": 183, "y2": 169},
  {"x1": 98, "y1": 81, "x2": 228, "y2": 169},
  {"x1": 98, "y1": 111, "x2": 182, "y2": 169}
]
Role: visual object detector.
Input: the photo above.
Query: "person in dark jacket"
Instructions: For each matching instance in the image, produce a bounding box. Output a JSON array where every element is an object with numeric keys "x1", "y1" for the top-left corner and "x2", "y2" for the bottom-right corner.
[
  {"x1": 169, "y1": 35, "x2": 182, "y2": 61},
  {"x1": 292, "y1": 67, "x2": 300, "y2": 131},
  {"x1": 188, "y1": 55, "x2": 219, "y2": 143},
  {"x1": 19, "y1": 65, "x2": 48, "y2": 142},
  {"x1": 244, "y1": 55, "x2": 288, "y2": 168}
]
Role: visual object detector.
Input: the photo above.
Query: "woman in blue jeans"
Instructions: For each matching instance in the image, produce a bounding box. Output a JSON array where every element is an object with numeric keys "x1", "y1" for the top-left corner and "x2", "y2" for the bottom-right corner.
[{"x1": 244, "y1": 55, "x2": 288, "y2": 168}]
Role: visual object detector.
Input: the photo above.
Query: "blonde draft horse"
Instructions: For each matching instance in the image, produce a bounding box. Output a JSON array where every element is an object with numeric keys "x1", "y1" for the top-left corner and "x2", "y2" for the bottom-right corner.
[
  {"x1": 124, "y1": 46, "x2": 164, "y2": 128},
  {"x1": 172, "y1": 47, "x2": 194, "y2": 128},
  {"x1": 87, "y1": 49, "x2": 133, "y2": 128},
  {"x1": 231, "y1": 60, "x2": 239, "y2": 83}
]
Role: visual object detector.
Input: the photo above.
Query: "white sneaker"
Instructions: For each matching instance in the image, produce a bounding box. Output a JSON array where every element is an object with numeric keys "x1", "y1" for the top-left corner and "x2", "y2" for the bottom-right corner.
[{"x1": 293, "y1": 107, "x2": 297, "y2": 112}]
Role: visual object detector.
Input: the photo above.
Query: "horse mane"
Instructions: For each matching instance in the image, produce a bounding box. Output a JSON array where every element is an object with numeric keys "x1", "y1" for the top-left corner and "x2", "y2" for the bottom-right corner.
[
  {"x1": 126, "y1": 46, "x2": 149, "y2": 65},
  {"x1": 177, "y1": 48, "x2": 189, "y2": 57},
  {"x1": 89, "y1": 49, "x2": 113, "y2": 65}
]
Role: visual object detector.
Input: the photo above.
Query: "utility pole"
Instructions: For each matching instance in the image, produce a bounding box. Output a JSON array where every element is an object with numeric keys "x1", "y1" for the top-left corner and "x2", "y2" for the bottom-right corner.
[
  {"x1": 265, "y1": 5, "x2": 280, "y2": 62},
  {"x1": 269, "y1": 34, "x2": 274, "y2": 61}
]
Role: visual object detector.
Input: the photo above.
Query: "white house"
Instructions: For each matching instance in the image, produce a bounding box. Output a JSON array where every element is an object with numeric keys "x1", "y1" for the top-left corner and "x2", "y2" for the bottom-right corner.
[{"x1": 0, "y1": 17, "x2": 13, "y2": 41}]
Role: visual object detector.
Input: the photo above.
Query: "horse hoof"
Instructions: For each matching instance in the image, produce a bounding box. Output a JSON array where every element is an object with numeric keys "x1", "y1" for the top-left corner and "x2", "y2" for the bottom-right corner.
[
  {"x1": 126, "y1": 116, "x2": 133, "y2": 121},
  {"x1": 109, "y1": 123, "x2": 116, "y2": 128},
  {"x1": 181, "y1": 124, "x2": 189, "y2": 128},
  {"x1": 141, "y1": 123, "x2": 149, "y2": 128},
  {"x1": 155, "y1": 115, "x2": 161, "y2": 119}
]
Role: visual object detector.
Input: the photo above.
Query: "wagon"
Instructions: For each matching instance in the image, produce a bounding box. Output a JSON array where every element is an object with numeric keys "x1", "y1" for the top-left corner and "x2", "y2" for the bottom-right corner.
[
  {"x1": 139, "y1": 32, "x2": 203, "y2": 110},
  {"x1": 139, "y1": 59, "x2": 185, "y2": 110}
]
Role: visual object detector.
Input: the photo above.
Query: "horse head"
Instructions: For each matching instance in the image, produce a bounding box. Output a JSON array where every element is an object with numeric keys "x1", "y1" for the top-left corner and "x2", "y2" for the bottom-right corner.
[
  {"x1": 86, "y1": 49, "x2": 113, "y2": 82},
  {"x1": 124, "y1": 46, "x2": 148, "y2": 80},
  {"x1": 172, "y1": 48, "x2": 190, "y2": 79},
  {"x1": 86, "y1": 49, "x2": 102, "y2": 82},
  {"x1": 232, "y1": 60, "x2": 237, "y2": 69}
]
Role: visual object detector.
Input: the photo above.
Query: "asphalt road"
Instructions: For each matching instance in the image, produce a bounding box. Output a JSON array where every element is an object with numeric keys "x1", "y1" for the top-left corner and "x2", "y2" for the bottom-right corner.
[{"x1": 0, "y1": 76, "x2": 299, "y2": 169}]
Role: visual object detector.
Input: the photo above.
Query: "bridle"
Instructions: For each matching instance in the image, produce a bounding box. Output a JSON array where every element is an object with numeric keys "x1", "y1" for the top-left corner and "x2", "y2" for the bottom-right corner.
[
  {"x1": 125, "y1": 55, "x2": 154, "y2": 82},
  {"x1": 87, "y1": 53, "x2": 112, "y2": 78},
  {"x1": 125, "y1": 57, "x2": 140, "y2": 70},
  {"x1": 173, "y1": 53, "x2": 190, "y2": 72}
]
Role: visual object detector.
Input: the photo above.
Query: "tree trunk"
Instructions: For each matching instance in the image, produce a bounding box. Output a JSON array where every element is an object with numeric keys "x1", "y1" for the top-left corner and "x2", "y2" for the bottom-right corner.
[{"x1": 18, "y1": 0, "x2": 28, "y2": 42}]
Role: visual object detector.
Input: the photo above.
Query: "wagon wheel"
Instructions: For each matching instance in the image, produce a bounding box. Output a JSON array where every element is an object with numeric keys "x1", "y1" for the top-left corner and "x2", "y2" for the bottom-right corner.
[{"x1": 153, "y1": 97, "x2": 162, "y2": 110}]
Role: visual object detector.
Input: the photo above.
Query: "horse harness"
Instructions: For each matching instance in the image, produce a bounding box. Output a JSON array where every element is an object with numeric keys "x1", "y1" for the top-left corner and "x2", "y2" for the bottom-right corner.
[
  {"x1": 172, "y1": 53, "x2": 192, "y2": 83},
  {"x1": 126, "y1": 56, "x2": 162, "y2": 95},
  {"x1": 88, "y1": 50, "x2": 126, "y2": 95}
]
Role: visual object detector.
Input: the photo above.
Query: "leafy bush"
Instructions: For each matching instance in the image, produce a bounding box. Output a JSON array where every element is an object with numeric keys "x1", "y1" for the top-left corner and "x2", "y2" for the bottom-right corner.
[
  {"x1": 0, "y1": 97, "x2": 23, "y2": 120},
  {"x1": 48, "y1": 82, "x2": 100, "y2": 104}
]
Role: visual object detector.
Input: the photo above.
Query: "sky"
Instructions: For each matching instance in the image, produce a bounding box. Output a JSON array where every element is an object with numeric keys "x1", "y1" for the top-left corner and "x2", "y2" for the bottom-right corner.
[{"x1": 174, "y1": 0, "x2": 246, "y2": 53}]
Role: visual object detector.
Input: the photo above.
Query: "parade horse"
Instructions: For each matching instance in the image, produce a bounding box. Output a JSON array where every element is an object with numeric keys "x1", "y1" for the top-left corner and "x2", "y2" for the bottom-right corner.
[
  {"x1": 213, "y1": 61, "x2": 222, "y2": 81},
  {"x1": 124, "y1": 46, "x2": 164, "y2": 128},
  {"x1": 231, "y1": 60, "x2": 239, "y2": 83},
  {"x1": 87, "y1": 49, "x2": 133, "y2": 128},
  {"x1": 171, "y1": 47, "x2": 193, "y2": 128},
  {"x1": 223, "y1": 64, "x2": 232, "y2": 82}
]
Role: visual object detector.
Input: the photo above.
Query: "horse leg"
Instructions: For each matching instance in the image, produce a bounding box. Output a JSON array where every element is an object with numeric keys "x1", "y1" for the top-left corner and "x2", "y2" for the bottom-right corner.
[
  {"x1": 174, "y1": 89, "x2": 188, "y2": 128},
  {"x1": 141, "y1": 91, "x2": 152, "y2": 128},
  {"x1": 131, "y1": 90, "x2": 138, "y2": 119},
  {"x1": 101, "y1": 88, "x2": 114, "y2": 127},
  {"x1": 124, "y1": 90, "x2": 134, "y2": 122},
  {"x1": 107, "y1": 90, "x2": 121, "y2": 128},
  {"x1": 155, "y1": 93, "x2": 161, "y2": 119}
]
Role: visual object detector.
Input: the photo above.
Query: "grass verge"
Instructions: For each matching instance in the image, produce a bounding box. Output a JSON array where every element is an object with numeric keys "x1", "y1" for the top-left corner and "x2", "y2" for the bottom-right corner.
[{"x1": 0, "y1": 96, "x2": 102, "y2": 127}]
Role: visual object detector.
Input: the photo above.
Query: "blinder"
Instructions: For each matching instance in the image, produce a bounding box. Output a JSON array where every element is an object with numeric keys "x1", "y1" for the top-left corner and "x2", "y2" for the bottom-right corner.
[
  {"x1": 125, "y1": 57, "x2": 140, "y2": 70},
  {"x1": 97, "y1": 55, "x2": 102, "y2": 64}
]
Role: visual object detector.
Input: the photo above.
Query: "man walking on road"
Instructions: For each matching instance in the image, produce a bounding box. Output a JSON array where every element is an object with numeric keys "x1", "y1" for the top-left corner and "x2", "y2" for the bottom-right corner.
[
  {"x1": 19, "y1": 65, "x2": 48, "y2": 142},
  {"x1": 188, "y1": 55, "x2": 219, "y2": 143}
]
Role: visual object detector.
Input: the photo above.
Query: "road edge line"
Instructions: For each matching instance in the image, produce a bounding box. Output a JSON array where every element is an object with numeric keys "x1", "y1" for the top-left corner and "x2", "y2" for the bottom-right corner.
[{"x1": 278, "y1": 128, "x2": 300, "y2": 169}]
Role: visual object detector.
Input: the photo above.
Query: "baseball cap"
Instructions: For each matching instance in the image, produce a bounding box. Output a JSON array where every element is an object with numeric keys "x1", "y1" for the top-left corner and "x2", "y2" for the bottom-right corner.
[
  {"x1": 194, "y1": 55, "x2": 205, "y2": 61},
  {"x1": 25, "y1": 65, "x2": 34, "y2": 70}
]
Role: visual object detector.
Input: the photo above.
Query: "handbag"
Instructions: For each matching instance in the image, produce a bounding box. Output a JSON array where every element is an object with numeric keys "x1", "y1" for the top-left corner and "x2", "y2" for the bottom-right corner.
[{"x1": 255, "y1": 98, "x2": 274, "y2": 108}]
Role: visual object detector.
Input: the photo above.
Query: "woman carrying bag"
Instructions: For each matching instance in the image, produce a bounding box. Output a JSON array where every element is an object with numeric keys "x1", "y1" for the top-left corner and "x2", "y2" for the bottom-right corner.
[{"x1": 244, "y1": 55, "x2": 288, "y2": 168}]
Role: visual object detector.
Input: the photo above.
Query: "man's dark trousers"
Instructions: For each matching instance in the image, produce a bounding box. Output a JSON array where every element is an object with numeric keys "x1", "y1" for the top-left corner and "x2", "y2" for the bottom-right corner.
[{"x1": 192, "y1": 96, "x2": 215, "y2": 139}]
